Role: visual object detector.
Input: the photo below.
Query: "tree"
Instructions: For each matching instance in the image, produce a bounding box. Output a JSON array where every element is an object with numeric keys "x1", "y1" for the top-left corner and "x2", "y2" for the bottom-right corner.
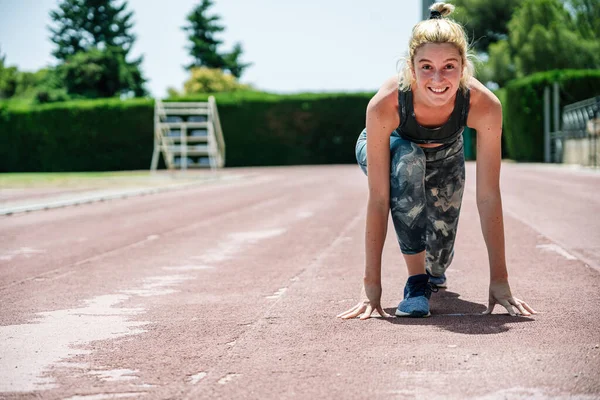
[
  {"x1": 564, "y1": 0, "x2": 600, "y2": 39},
  {"x1": 49, "y1": 0, "x2": 136, "y2": 61},
  {"x1": 0, "y1": 48, "x2": 18, "y2": 98},
  {"x1": 57, "y1": 47, "x2": 145, "y2": 98},
  {"x1": 480, "y1": 0, "x2": 600, "y2": 85},
  {"x1": 48, "y1": 0, "x2": 146, "y2": 97},
  {"x1": 179, "y1": 67, "x2": 251, "y2": 95},
  {"x1": 451, "y1": 0, "x2": 522, "y2": 54},
  {"x1": 507, "y1": 0, "x2": 600, "y2": 76},
  {"x1": 483, "y1": 40, "x2": 517, "y2": 87},
  {"x1": 182, "y1": 0, "x2": 251, "y2": 78}
]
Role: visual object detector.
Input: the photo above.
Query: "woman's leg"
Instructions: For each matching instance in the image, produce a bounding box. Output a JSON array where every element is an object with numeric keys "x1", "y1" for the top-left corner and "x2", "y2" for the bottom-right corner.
[
  {"x1": 356, "y1": 129, "x2": 439, "y2": 317},
  {"x1": 423, "y1": 137, "x2": 466, "y2": 280},
  {"x1": 356, "y1": 130, "x2": 428, "y2": 276},
  {"x1": 388, "y1": 135, "x2": 429, "y2": 276}
]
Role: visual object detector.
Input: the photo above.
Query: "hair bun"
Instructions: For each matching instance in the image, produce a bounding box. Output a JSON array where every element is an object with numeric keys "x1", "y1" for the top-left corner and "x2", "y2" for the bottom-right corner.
[
  {"x1": 429, "y1": 2, "x2": 455, "y2": 17},
  {"x1": 429, "y1": 10, "x2": 442, "y2": 19}
]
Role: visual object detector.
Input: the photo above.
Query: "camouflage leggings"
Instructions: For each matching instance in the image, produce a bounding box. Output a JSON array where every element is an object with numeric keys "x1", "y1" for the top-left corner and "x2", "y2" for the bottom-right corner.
[{"x1": 355, "y1": 129, "x2": 465, "y2": 276}]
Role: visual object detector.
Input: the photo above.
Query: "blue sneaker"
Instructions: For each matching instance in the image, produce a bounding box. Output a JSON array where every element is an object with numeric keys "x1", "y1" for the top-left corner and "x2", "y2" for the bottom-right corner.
[
  {"x1": 427, "y1": 270, "x2": 447, "y2": 288},
  {"x1": 395, "y1": 274, "x2": 437, "y2": 318}
]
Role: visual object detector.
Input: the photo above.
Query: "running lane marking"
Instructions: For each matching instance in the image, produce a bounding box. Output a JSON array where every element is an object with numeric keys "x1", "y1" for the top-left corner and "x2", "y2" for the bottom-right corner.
[
  {"x1": 217, "y1": 373, "x2": 241, "y2": 385},
  {"x1": 189, "y1": 372, "x2": 207, "y2": 384},
  {"x1": 0, "y1": 247, "x2": 45, "y2": 261},
  {"x1": 536, "y1": 244, "x2": 577, "y2": 260},
  {"x1": 0, "y1": 227, "x2": 289, "y2": 393},
  {"x1": 266, "y1": 288, "x2": 288, "y2": 299},
  {"x1": 192, "y1": 229, "x2": 286, "y2": 263}
]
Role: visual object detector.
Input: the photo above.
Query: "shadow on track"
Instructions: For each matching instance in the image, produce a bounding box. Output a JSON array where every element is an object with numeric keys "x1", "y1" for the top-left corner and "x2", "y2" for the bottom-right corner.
[{"x1": 382, "y1": 290, "x2": 535, "y2": 335}]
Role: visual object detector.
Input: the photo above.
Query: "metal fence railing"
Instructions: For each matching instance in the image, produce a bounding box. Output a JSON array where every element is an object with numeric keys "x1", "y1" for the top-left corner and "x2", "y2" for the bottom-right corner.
[{"x1": 551, "y1": 96, "x2": 600, "y2": 167}]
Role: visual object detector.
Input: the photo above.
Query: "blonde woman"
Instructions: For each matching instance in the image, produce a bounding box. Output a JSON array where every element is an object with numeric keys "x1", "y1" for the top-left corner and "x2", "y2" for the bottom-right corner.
[{"x1": 337, "y1": 2, "x2": 536, "y2": 319}]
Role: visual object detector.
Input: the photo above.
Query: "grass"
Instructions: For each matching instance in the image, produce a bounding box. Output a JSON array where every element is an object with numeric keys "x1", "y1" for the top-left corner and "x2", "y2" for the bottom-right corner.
[{"x1": 0, "y1": 170, "x2": 188, "y2": 189}]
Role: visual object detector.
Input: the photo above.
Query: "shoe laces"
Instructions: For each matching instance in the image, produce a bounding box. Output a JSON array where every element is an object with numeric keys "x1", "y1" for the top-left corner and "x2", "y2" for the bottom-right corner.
[{"x1": 409, "y1": 280, "x2": 439, "y2": 299}]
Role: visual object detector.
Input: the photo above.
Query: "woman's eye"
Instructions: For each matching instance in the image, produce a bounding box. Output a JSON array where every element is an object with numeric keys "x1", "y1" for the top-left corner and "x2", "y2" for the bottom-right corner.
[
  {"x1": 422, "y1": 65, "x2": 432, "y2": 70},
  {"x1": 445, "y1": 64, "x2": 455, "y2": 69}
]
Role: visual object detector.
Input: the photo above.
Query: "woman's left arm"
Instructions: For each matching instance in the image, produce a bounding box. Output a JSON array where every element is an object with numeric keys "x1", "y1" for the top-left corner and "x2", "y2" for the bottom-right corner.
[{"x1": 471, "y1": 90, "x2": 537, "y2": 317}]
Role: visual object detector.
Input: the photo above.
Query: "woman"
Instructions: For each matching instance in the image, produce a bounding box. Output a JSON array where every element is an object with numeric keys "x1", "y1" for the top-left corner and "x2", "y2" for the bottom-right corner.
[{"x1": 337, "y1": 2, "x2": 536, "y2": 319}]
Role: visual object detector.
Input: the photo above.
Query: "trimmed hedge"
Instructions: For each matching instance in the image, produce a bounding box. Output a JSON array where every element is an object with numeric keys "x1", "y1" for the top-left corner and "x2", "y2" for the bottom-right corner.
[
  {"x1": 0, "y1": 92, "x2": 374, "y2": 172},
  {"x1": 0, "y1": 98, "x2": 154, "y2": 172},
  {"x1": 502, "y1": 69, "x2": 600, "y2": 161},
  {"x1": 3, "y1": 84, "x2": 523, "y2": 172},
  {"x1": 171, "y1": 92, "x2": 373, "y2": 167}
]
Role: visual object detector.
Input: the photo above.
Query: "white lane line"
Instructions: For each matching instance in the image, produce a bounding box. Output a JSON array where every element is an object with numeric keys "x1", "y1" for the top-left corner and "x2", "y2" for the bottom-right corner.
[
  {"x1": 296, "y1": 211, "x2": 314, "y2": 219},
  {"x1": 120, "y1": 275, "x2": 193, "y2": 297},
  {"x1": 162, "y1": 265, "x2": 214, "y2": 271},
  {"x1": 501, "y1": 203, "x2": 599, "y2": 272},
  {"x1": 192, "y1": 229, "x2": 286, "y2": 264},
  {"x1": 536, "y1": 244, "x2": 577, "y2": 260},
  {"x1": 1, "y1": 194, "x2": 289, "y2": 292},
  {"x1": 266, "y1": 288, "x2": 288, "y2": 299},
  {"x1": 189, "y1": 372, "x2": 207, "y2": 385},
  {"x1": 217, "y1": 373, "x2": 241, "y2": 385},
  {"x1": 63, "y1": 393, "x2": 147, "y2": 400},
  {"x1": 0, "y1": 175, "x2": 245, "y2": 216},
  {"x1": 0, "y1": 234, "x2": 163, "y2": 291},
  {"x1": 88, "y1": 369, "x2": 139, "y2": 382},
  {"x1": 0, "y1": 247, "x2": 46, "y2": 261},
  {"x1": 472, "y1": 387, "x2": 600, "y2": 400}
]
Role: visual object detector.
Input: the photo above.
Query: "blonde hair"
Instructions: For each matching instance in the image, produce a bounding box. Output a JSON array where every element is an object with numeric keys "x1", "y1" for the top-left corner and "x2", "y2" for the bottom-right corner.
[{"x1": 398, "y1": 2, "x2": 475, "y2": 93}]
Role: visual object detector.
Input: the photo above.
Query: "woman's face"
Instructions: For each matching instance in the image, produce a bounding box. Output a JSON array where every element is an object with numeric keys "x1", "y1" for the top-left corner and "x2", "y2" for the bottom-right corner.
[{"x1": 412, "y1": 43, "x2": 463, "y2": 106}]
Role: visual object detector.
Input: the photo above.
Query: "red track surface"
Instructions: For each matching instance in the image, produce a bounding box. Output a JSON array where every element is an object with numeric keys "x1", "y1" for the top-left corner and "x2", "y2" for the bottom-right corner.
[{"x1": 1, "y1": 163, "x2": 599, "y2": 399}]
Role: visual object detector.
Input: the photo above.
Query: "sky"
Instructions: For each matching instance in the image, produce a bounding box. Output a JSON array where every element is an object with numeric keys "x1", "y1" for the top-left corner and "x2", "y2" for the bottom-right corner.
[{"x1": 0, "y1": 0, "x2": 423, "y2": 97}]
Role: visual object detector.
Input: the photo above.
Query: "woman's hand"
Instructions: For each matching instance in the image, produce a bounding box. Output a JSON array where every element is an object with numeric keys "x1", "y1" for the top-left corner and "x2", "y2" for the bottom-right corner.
[
  {"x1": 484, "y1": 280, "x2": 537, "y2": 316},
  {"x1": 336, "y1": 280, "x2": 392, "y2": 320}
]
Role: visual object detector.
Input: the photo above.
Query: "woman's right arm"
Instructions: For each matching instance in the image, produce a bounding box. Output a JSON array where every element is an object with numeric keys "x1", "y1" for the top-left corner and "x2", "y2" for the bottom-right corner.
[
  {"x1": 364, "y1": 81, "x2": 398, "y2": 285},
  {"x1": 337, "y1": 78, "x2": 399, "y2": 320}
]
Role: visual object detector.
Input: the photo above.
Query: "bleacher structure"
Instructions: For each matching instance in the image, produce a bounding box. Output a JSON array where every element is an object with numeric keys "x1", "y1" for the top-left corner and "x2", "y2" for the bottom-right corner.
[{"x1": 150, "y1": 96, "x2": 225, "y2": 171}]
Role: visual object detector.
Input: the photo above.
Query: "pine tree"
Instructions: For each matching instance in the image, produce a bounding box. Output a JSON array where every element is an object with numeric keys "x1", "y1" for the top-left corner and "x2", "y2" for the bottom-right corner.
[
  {"x1": 49, "y1": 0, "x2": 136, "y2": 60},
  {"x1": 182, "y1": 0, "x2": 251, "y2": 78},
  {"x1": 48, "y1": 0, "x2": 145, "y2": 97}
]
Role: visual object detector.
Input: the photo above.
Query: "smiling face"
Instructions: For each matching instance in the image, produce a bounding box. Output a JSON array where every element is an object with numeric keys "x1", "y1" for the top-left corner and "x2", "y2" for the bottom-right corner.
[{"x1": 412, "y1": 43, "x2": 463, "y2": 106}]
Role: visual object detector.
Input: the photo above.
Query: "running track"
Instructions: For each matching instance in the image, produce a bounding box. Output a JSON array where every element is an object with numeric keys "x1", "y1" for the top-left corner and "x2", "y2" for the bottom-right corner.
[{"x1": 1, "y1": 163, "x2": 599, "y2": 399}]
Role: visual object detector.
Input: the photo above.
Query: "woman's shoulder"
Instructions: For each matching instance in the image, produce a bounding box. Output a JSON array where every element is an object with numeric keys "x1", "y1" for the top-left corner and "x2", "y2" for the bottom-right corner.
[
  {"x1": 466, "y1": 77, "x2": 502, "y2": 116},
  {"x1": 465, "y1": 77, "x2": 502, "y2": 129},
  {"x1": 368, "y1": 76, "x2": 400, "y2": 115}
]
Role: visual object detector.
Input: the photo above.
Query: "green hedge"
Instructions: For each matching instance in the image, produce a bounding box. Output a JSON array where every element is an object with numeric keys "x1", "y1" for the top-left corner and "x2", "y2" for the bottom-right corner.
[
  {"x1": 0, "y1": 92, "x2": 374, "y2": 172},
  {"x1": 171, "y1": 92, "x2": 373, "y2": 167},
  {"x1": 0, "y1": 98, "x2": 155, "y2": 172},
  {"x1": 502, "y1": 69, "x2": 600, "y2": 161}
]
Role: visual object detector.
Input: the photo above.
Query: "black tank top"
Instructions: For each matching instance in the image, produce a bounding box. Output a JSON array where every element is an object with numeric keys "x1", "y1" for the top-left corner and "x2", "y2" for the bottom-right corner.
[{"x1": 396, "y1": 88, "x2": 470, "y2": 144}]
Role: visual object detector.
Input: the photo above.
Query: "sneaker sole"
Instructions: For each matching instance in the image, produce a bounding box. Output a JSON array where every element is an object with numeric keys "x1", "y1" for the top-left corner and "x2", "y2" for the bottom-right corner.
[{"x1": 395, "y1": 309, "x2": 431, "y2": 318}]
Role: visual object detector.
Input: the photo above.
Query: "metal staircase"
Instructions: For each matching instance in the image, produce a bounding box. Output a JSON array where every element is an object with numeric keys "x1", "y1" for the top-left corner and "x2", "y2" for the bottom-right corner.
[{"x1": 151, "y1": 96, "x2": 225, "y2": 171}]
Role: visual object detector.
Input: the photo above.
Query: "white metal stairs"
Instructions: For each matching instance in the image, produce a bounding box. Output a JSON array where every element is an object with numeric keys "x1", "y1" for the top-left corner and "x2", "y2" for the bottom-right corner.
[{"x1": 151, "y1": 96, "x2": 225, "y2": 171}]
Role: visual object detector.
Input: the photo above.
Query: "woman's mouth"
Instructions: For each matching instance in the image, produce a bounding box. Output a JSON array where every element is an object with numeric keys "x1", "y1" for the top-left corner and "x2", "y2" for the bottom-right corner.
[{"x1": 428, "y1": 87, "x2": 449, "y2": 94}]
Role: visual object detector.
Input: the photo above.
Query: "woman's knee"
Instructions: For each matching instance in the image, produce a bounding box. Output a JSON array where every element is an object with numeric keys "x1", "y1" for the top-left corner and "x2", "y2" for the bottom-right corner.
[
  {"x1": 389, "y1": 139, "x2": 426, "y2": 199},
  {"x1": 389, "y1": 139, "x2": 425, "y2": 181},
  {"x1": 355, "y1": 128, "x2": 368, "y2": 175}
]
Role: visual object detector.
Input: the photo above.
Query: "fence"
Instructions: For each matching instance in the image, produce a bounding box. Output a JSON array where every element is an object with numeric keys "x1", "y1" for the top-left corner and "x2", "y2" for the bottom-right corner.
[{"x1": 551, "y1": 96, "x2": 600, "y2": 167}]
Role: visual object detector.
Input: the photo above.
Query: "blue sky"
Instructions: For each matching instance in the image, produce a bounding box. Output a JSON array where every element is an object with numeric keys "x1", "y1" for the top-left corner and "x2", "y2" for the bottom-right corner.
[{"x1": 0, "y1": 0, "x2": 422, "y2": 97}]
